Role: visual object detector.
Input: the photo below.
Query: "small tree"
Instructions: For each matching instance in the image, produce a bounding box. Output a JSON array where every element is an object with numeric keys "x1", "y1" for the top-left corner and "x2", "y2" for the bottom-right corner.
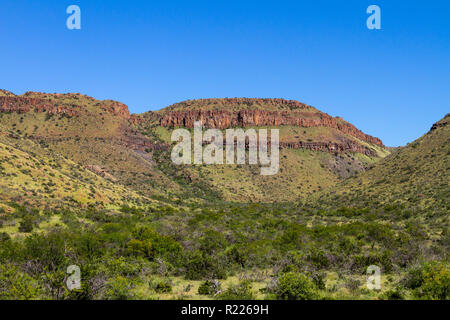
[
  {"x1": 275, "y1": 272, "x2": 318, "y2": 300},
  {"x1": 19, "y1": 215, "x2": 35, "y2": 233}
]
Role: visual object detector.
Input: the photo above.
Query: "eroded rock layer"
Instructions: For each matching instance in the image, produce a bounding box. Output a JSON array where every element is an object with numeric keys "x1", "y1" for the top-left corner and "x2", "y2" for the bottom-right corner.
[{"x1": 158, "y1": 109, "x2": 384, "y2": 147}]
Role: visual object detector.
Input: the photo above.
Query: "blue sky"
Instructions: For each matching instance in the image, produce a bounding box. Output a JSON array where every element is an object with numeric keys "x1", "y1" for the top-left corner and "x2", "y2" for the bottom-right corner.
[{"x1": 0, "y1": 0, "x2": 449, "y2": 146}]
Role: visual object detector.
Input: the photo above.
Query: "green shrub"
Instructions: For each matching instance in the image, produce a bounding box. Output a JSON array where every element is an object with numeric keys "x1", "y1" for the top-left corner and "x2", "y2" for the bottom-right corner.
[
  {"x1": 226, "y1": 245, "x2": 249, "y2": 267},
  {"x1": 199, "y1": 230, "x2": 228, "y2": 255},
  {"x1": 275, "y1": 272, "x2": 318, "y2": 300},
  {"x1": 19, "y1": 215, "x2": 35, "y2": 233},
  {"x1": 217, "y1": 281, "x2": 255, "y2": 300},
  {"x1": 184, "y1": 250, "x2": 227, "y2": 280},
  {"x1": 198, "y1": 280, "x2": 221, "y2": 296},
  {"x1": 154, "y1": 280, "x2": 172, "y2": 293},
  {"x1": 24, "y1": 232, "x2": 68, "y2": 271},
  {"x1": 132, "y1": 226, "x2": 182, "y2": 262},
  {"x1": 105, "y1": 276, "x2": 136, "y2": 300},
  {"x1": 408, "y1": 262, "x2": 449, "y2": 300},
  {"x1": 0, "y1": 264, "x2": 42, "y2": 300},
  {"x1": 126, "y1": 239, "x2": 153, "y2": 259},
  {"x1": 0, "y1": 232, "x2": 10, "y2": 242},
  {"x1": 382, "y1": 287, "x2": 405, "y2": 300}
]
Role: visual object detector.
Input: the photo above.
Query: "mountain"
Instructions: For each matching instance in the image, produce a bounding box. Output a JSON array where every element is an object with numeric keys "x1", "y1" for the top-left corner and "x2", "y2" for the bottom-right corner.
[
  {"x1": 0, "y1": 91, "x2": 388, "y2": 204},
  {"x1": 1, "y1": 90, "x2": 448, "y2": 301},
  {"x1": 0, "y1": 90, "x2": 182, "y2": 205},
  {"x1": 132, "y1": 98, "x2": 389, "y2": 201},
  {"x1": 0, "y1": 124, "x2": 145, "y2": 211},
  {"x1": 315, "y1": 114, "x2": 449, "y2": 212}
]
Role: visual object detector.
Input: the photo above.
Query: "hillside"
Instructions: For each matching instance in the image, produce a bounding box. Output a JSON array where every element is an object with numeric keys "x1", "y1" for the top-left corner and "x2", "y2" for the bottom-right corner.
[
  {"x1": 315, "y1": 114, "x2": 449, "y2": 212},
  {"x1": 0, "y1": 91, "x2": 448, "y2": 301},
  {"x1": 0, "y1": 92, "x2": 389, "y2": 203},
  {"x1": 0, "y1": 124, "x2": 148, "y2": 212},
  {"x1": 0, "y1": 91, "x2": 186, "y2": 204},
  {"x1": 135, "y1": 98, "x2": 388, "y2": 201}
]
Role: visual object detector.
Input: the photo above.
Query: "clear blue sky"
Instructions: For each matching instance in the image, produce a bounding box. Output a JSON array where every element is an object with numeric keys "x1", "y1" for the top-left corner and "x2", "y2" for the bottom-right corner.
[{"x1": 0, "y1": 0, "x2": 449, "y2": 146}]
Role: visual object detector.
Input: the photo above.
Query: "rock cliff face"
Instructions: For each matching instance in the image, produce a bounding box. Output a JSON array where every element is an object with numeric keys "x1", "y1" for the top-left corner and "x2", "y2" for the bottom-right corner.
[
  {"x1": 99, "y1": 101, "x2": 130, "y2": 119},
  {"x1": 158, "y1": 109, "x2": 384, "y2": 147},
  {"x1": 0, "y1": 92, "x2": 385, "y2": 157},
  {"x1": 216, "y1": 137, "x2": 377, "y2": 156},
  {"x1": 0, "y1": 96, "x2": 82, "y2": 117},
  {"x1": 118, "y1": 125, "x2": 166, "y2": 152},
  {"x1": 280, "y1": 140, "x2": 377, "y2": 156},
  {"x1": 430, "y1": 114, "x2": 449, "y2": 131},
  {"x1": 0, "y1": 94, "x2": 131, "y2": 119}
]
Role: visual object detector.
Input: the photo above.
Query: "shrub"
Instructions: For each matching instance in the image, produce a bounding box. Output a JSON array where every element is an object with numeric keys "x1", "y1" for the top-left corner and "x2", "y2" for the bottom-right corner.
[
  {"x1": 24, "y1": 232, "x2": 68, "y2": 271},
  {"x1": 275, "y1": 272, "x2": 318, "y2": 300},
  {"x1": 126, "y1": 239, "x2": 153, "y2": 259},
  {"x1": 184, "y1": 250, "x2": 227, "y2": 280},
  {"x1": 132, "y1": 226, "x2": 182, "y2": 262},
  {"x1": 0, "y1": 232, "x2": 10, "y2": 242},
  {"x1": 275, "y1": 224, "x2": 304, "y2": 251},
  {"x1": 226, "y1": 245, "x2": 249, "y2": 267},
  {"x1": 74, "y1": 232, "x2": 105, "y2": 260},
  {"x1": 199, "y1": 230, "x2": 228, "y2": 255},
  {"x1": 198, "y1": 280, "x2": 221, "y2": 296},
  {"x1": 0, "y1": 264, "x2": 42, "y2": 300},
  {"x1": 105, "y1": 276, "x2": 136, "y2": 300},
  {"x1": 307, "y1": 248, "x2": 329, "y2": 269},
  {"x1": 382, "y1": 287, "x2": 405, "y2": 300},
  {"x1": 217, "y1": 281, "x2": 255, "y2": 300},
  {"x1": 409, "y1": 262, "x2": 449, "y2": 300},
  {"x1": 19, "y1": 215, "x2": 35, "y2": 233},
  {"x1": 153, "y1": 280, "x2": 172, "y2": 293}
]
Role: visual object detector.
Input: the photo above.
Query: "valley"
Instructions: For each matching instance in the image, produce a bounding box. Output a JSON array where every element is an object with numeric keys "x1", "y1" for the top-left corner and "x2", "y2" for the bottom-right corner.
[{"x1": 0, "y1": 91, "x2": 448, "y2": 300}]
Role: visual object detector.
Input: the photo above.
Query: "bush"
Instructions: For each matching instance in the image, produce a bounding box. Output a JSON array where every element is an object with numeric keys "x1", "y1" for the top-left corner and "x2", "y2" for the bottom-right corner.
[
  {"x1": 226, "y1": 245, "x2": 249, "y2": 267},
  {"x1": 217, "y1": 281, "x2": 255, "y2": 300},
  {"x1": 154, "y1": 280, "x2": 172, "y2": 293},
  {"x1": 126, "y1": 239, "x2": 153, "y2": 259},
  {"x1": 24, "y1": 232, "x2": 68, "y2": 271},
  {"x1": 406, "y1": 262, "x2": 449, "y2": 300},
  {"x1": 382, "y1": 287, "x2": 405, "y2": 300},
  {"x1": 132, "y1": 227, "x2": 182, "y2": 262},
  {"x1": 199, "y1": 230, "x2": 228, "y2": 255},
  {"x1": 184, "y1": 250, "x2": 227, "y2": 280},
  {"x1": 0, "y1": 232, "x2": 10, "y2": 242},
  {"x1": 0, "y1": 264, "x2": 42, "y2": 300},
  {"x1": 275, "y1": 272, "x2": 318, "y2": 300},
  {"x1": 198, "y1": 280, "x2": 221, "y2": 296},
  {"x1": 19, "y1": 215, "x2": 35, "y2": 233},
  {"x1": 105, "y1": 276, "x2": 136, "y2": 300}
]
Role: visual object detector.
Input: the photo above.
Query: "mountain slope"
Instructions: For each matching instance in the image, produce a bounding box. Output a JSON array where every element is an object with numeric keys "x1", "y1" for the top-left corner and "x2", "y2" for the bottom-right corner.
[
  {"x1": 315, "y1": 114, "x2": 449, "y2": 211},
  {"x1": 0, "y1": 125, "x2": 147, "y2": 210},
  {"x1": 0, "y1": 91, "x2": 183, "y2": 202},
  {"x1": 134, "y1": 98, "x2": 388, "y2": 202},
  {"x1": 0, "y1": 92, "x2": 389, "y2": 203}
]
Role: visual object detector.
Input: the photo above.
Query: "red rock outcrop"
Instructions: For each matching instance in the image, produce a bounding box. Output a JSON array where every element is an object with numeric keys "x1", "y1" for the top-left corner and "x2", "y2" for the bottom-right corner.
[
  {"x1": 279, "y1": 140, "x2": 377, "y2": 157},
  {"x1": 118, "y1": 124, "x2": 166, "y2": 152},
  {"x1": 0, "y1": 96, "x2": 82, "y2": 117},
  {"x1": 0, "y1": 93, "x2": 132, "y2": 119},
  {"x1": 165, "y1": 98, "x2": 312, "y2": 111},
  {"x1": 158, "y1": 109, "x2": 384, "y2": 147},
  {"x1": 99, "y1": 101, "x2": 131, "y2": 119},
  {"x1": 84, "y1": 165, "x2": 117, "y2": 182},
  {"x1": 430, "y1": 114, "x2": 449, "y2": 131},
  {"x1": 216, "y1": 137, "x2": 377, "y2": 156}
]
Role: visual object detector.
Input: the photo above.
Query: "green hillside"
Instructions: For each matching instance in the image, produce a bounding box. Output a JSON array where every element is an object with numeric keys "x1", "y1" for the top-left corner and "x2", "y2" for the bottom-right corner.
[{"x1": 315, "y1": 114, "x2": 449, "y2": 212}]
